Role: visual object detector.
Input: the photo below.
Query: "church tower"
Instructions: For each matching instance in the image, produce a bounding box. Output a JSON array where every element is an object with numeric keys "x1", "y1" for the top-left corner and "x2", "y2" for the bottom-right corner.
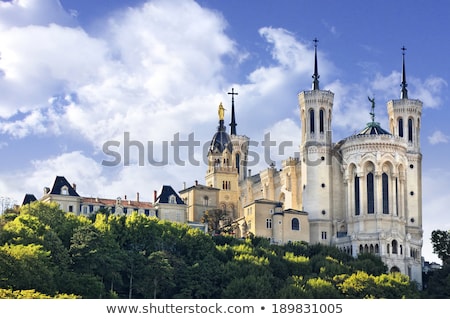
[
  {"x1": 387, "y1": 47, "x2": 423, "y2": 281},
  {"x1": 205, "y1": 102, "x2": 241, "y2": 221},
  {"x1": 298, "y1": 39, "x2": 335, "y2": 244}
]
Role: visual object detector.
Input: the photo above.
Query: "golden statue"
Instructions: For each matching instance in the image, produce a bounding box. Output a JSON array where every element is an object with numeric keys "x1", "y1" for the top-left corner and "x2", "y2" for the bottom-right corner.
[{"x1": 218, "y1": 102, "x2": 225, "y2": 121}]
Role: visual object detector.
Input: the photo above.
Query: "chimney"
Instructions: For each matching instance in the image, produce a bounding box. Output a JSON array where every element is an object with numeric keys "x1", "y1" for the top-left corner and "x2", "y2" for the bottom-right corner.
[
  {"x1": 136, "y1": 192, "x2": 140, "y2": 202},
  {"x1": 195, "y1": 180, "x2": 198, "y2": 186},
  {"x1": 72, "y1": 183, "x2": 76, "y2": 191},
  {"x1": 154, "y1": 190, "x2": 157, "y2": 202},
  {"x1": 248, "y1": 169, "x2": 251, "y2": 177},
  {"x1": 124, "y1": 194, "x2": 127, "y2": 200},
  {"x1": 183, "y1": 182, "x2": 186, "y2": 190}
]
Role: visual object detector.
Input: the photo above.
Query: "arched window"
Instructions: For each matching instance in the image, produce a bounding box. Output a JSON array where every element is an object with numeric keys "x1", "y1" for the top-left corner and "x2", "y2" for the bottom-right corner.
[
  {"x1": 319, "y1": 109, "x2": 324, "y2": 133},
  {"x1": 367, "y1": 172, "x2": 374, "y2": 214},
  {"x1": 354, "y1": 175, "x2": 360, "y2": 215},
  {"x1": 382, "y1": 173, "x2": 389, "y2": 214},
  {"x1": 408, "y1": 118, "x2": 413, "y2": 142},
  {"x1": 291, "y1": 218, "x2": 300, "y2": 231},
  {"x1": 309, "y1": 109, "x2": 315, "y2": 133},
  {"x1": 61, "y1": 186, "x2": 68, "y2": 195},
  {"x1": 398, "y1": 118, "x2": 404, "y2": 137},
  {"x1": 392, "y1": 240, "x2": 398, "y2": 254},
  {"x1": 235, "y1": 153, "x2": 240, "y2": 174},
  {"x1": 169, "y1": 195, "x2": 176, "y2": 204},
  {"x1": 359, "y1": 245, "x2": 363, "y2": 254},
  {"x1": 375, "y1": 244, "x2": 379, "y2": 254}
]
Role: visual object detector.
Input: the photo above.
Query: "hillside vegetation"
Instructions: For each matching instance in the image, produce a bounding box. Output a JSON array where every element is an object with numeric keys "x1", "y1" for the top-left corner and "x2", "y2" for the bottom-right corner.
[{"x1": 0, "y1": 201, "x2": 444, "y2": 298}]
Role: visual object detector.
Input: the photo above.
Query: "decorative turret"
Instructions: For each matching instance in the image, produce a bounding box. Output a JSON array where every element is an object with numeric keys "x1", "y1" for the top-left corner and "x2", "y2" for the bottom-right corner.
[
  {"x1": 387, "y1": 47, "x2": 422, "y2": 152},
  {"x1": 209, "y1": 102, "x2": 233, "y2": 154}
]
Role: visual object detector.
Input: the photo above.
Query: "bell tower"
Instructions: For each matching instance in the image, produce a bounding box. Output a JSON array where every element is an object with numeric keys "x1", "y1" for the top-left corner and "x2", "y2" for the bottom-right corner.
[
  {"x1": 387, "y1": 47, "x2": 423, "y2": 282},
  {"x1": 298, "y1": 39, "x2": 335, "y2": 244}
]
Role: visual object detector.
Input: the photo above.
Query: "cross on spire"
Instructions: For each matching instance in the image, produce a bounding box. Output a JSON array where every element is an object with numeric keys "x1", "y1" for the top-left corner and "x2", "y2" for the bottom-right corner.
[
  {"x1": 228, "y1": 88, "x2": 238, "y2": 135},
  {"x1": 312, "y1": 38, "x2": 320, "y2": 90},
  {"x1": 401, "y1": 46, "x2": 408, "y2": 99}
]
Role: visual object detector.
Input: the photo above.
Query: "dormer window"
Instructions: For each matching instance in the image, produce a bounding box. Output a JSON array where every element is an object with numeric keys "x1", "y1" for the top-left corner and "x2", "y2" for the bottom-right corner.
[
  {"x1": 61, "y1": 186, "x2": 69, "y2": 195},
  {"x1": 169, "y1": 195, "x2": 176, "y2": 204}
]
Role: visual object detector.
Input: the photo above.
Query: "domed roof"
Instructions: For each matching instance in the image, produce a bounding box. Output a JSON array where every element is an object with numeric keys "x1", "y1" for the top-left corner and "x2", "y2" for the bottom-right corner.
[
  {"x1": 209, "y1": 121, "x2": 233, "y2": 153},
  {"x1": 356, "y1": 121, "x2": 391, "y2": 136}
]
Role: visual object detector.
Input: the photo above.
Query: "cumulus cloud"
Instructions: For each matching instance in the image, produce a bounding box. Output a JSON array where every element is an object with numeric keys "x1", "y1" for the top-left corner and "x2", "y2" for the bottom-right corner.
[{"x1": 428, "y1": 130, "x2": 449, "y2": 145}]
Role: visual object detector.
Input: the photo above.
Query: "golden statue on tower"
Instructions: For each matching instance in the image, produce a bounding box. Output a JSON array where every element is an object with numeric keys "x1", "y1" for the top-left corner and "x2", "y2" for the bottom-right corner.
[{"x1": 218, "y1": 102, "x2": 225, "y2": 121}]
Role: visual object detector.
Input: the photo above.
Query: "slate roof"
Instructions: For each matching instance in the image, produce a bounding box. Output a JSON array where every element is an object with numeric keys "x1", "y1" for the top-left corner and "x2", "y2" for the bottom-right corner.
[
  {"x1": 49, "y1": 176, "x2": 80, "y2": 196},
  {"x1": 155, "y1": 185, "x2": 185, "y2": 204},
  {"x1": 356, "y1": 121, "x2": 391, "y2": 136},
  {"x1": 22, "y1": 193, "x2": 37, "y2": 205}
]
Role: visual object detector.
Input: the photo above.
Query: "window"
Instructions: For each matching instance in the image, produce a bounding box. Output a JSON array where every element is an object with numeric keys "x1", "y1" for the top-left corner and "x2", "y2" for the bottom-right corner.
[
  {"x1": 266, "y1": 218, "x2": 272, "y2": 229},
  {"x1": 203, "y1": 196, "x2": 209, "y2": 207},
  {"x1": 395, "y1": 178, "x2": 399, "y2": 216},
  {"x1": 61, "y1": 186, "x2": 68, "y2": 195},
  {"x1": 392, "y1": 240, "x2": 398, "y2": 254},
  {"x1": 321, "y1": 231, "x2": 327, "y2": 240},
  {"x1": 235, "y1": 153, "x2": 240, "y2": 174},
  {"x1": 382, "y1": 173, "x2": 389, "y2": 214},
  {"x1": 291, "y1": 218, "x2": 300, "y2": 231},
  {"x1": 309, "y1": 109, "x2": 315, "y2": 133},
  {"x1": 408, "y1": 118, "x2": 413, "y2": 142},
  {"x1": 398, "y1": 118, "x2": 404, "y2": 137},
  {"x1": 367, "y1": 172, "x2": 374, "y2": 214},
  {"x1": 319, "y1": 109, "x2": 324, "y2": 133},
  {"x1": 354, "y1": 175, "x2": 360, "y2": 215},
  {"x1": 169, "y1": 195, "x2": 176, "y2": 204},
  {"x1": 68, "y1": 205, "x2": 73, "y2": 213}
]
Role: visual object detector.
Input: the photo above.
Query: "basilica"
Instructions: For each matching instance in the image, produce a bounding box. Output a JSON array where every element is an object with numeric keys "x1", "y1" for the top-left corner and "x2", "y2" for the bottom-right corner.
[
  {"x1": 180, "y1": 43, "x2": 423, "y2": 286},
  {"x1": 24, "y1": 43, "x2": 424, "y2": 286}
]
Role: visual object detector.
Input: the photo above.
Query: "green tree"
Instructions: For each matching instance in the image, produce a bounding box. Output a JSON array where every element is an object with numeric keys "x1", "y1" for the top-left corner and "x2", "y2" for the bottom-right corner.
[
  {"x1": 0, "y1": 244, "x2": 56, "y2": 295},
  {"x1": 431, "y1": 230, "x2": 450, "y2": 265},
  {"x1": 222, "y1": 274, "x2": 275, "y2": 298}
]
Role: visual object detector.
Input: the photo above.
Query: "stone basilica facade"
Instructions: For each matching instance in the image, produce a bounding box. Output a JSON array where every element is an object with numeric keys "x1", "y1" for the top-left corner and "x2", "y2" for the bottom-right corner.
[
  {"x1": 181, "y1": 44, "x2": 423, "y2": 286},
  {"x1": 25, "y1": 44, "x2": 423, "y2": 286}
]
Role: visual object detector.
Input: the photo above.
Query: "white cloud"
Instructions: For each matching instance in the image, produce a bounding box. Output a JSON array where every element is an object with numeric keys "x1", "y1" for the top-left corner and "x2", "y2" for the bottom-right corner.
[
  {"x1": 0, "y1": 0, "x2": 75, "y2": 29},
  {"x1": 428, "y1": 130, "x2": 449, "y2": 145},
  {"x1": 411, "y1": 76, "x2": 448, "y2": 108}
]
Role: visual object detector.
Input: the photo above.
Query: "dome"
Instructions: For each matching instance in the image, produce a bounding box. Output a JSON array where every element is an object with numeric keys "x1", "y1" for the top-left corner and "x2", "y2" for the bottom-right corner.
[
  {"x1": 209, "y1": 121, "x2": 233, "y2": 153},
  {"x1": 356, "y1": 121, "x2": 391, "y2": 136}
]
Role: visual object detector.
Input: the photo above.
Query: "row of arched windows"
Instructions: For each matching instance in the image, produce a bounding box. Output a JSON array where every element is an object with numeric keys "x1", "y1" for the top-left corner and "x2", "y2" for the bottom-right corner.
[
  {"x1": 397, "y1": 117, "x2": 414, "y2": 142},
  {"x1": 352, "y1": 163, "x2": 402, "y2": 216},
  {"x1": 222, "y1": 180, "x2": 231, "y2": 190},
  {"x1": 309, "y1": 109, "x2": 326, "y2": 134}
]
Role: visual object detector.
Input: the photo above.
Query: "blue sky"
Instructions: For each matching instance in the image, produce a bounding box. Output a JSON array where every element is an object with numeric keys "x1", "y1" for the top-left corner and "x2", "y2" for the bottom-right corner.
[{"x1": 0, "y1": 0, "x2": 449, "y2": 263}]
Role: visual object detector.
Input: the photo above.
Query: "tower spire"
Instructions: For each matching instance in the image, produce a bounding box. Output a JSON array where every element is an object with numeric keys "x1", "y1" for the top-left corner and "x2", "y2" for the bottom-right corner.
[
  {"x1": 401, "y1": 46, "x2": 408, "y2": 99},
  {"x1": 228, "y1": 88, "x2": 238, "y2": 135},
  {"x1": 312, "y1": 38, "x2": 320, "y2": 90}
]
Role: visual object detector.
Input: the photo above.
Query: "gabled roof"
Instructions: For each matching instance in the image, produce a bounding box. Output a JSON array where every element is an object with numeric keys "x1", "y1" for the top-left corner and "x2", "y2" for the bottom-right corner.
[
  {"x1": 49, "y1": 176, "x2": 80, "y2": 196},
  {"x1": 22, "y1": 193, "x2": 37, "y2": 205},
  {"x1": 155, "y1": 185, "x2": 185, "y2": 204}
]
